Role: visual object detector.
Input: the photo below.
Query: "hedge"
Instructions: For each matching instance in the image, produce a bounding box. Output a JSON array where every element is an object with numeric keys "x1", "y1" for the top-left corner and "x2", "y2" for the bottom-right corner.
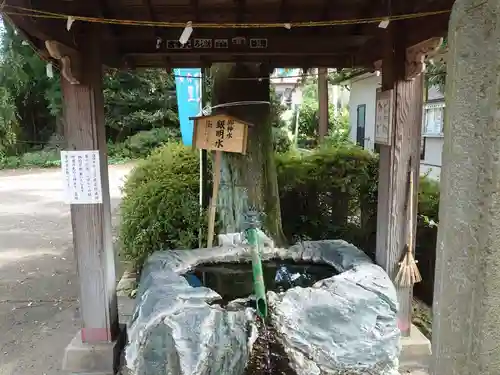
[
  {"x1": 276, "y1": 146, "x2": 379, "y2": 255},
  {"x1": 119, "y1": 142, "x2": 440, "y2": 304},
  {"x1": 119, "y1": 143, "x2": 205, "y2": 268}
]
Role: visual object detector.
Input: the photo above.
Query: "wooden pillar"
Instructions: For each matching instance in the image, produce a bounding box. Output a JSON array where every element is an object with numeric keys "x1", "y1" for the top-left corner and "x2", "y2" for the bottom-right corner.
[
  {"x1": 318, "y1": 67, "x2": 329, "y2": 141},
  {"x1": 60, "y1": 29, "x2": 118, "y2": 343},
  {"x1": 376, "y1": 33, "x2": 441, "y2": 337}
]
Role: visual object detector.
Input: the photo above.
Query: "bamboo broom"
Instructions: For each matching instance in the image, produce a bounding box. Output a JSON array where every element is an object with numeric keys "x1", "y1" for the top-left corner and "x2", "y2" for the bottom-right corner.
[{"x1": 394, "y1": 167, "x2": 422, "y2": 288}]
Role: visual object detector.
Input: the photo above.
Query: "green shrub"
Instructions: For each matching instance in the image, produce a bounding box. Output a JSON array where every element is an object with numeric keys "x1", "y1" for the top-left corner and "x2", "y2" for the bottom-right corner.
[
  {"x1": 418, "y1": 176, "x2": 440, "y2": 223},
  {"x1": 295, "y1": 99, "x2": 346, "y2": 147},
  {"x1": 272, "y1": 127, "x2": 292, "y2": 153},
  {"x1": 414, "y1": 176, "x2": 440, "y2": 305},
  {"x1": 119, "y1": 142, "x2": 205, "y2": 269},
  {"x1": 276, "y1": 145, "x2": 378, "y2": 254},
  {"x1": 323, "y1": 109, "x2": 352, "y2": 147},
  {"x1": 0, "y1": 127, "x2": 180, "y2": 171},
  {"x1": 0, "y1": 149, "x2": 60, "y2": 169},
  {"x1": 108, "y1": 127, "x2": 180, "y2": 161}
]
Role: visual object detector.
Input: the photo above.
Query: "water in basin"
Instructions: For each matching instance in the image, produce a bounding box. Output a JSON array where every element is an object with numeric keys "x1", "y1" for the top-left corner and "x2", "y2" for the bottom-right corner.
[{"x1": 183, "y1": 260, "x2": 338, "y2": 304}]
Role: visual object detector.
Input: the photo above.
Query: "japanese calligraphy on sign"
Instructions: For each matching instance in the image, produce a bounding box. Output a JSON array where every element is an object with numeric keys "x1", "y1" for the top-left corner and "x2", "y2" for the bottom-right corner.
[
  {"x1": 249, "y1": 38, "x2": 268, "y2": 49},
  {"x1": 194, "y1": 38, "x2": 212, "y2": 48},
  {"x1": 191, "y1": 114, "x2": 249, "y2": 154},
  {"x1": 184, "y1": 71, "x2": 202, "y2": 104},
  {"x1": 166, "y1": 37, "x2": 267, "y2": 50},
  {"x1": 232, "y1": 37, "x2": 246, "y2": 45},
  {"x1": 375, "y1": 89, "x2": 394, "y2": 145},
  {"x1": 60, "y1": 150, "x2": 103, "y2": 204},
  {"x1": 166, "y1": 40, "x2": 192, "y2": 49},
  {"x1": 214, "y1": 39, "x2": 229, "y2": 49}
]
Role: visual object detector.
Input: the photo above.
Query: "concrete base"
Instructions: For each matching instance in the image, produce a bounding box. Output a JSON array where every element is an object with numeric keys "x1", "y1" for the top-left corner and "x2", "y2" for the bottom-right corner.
[
  {"x1": 399, "y1": 324, "x2": 431, "y2": 374},
  {"x1": 62, "y1": 325, "x2": 126, "y2": 375},
  {"x1": 400, "y1": 324, "x2": 431, "y2": 362}
]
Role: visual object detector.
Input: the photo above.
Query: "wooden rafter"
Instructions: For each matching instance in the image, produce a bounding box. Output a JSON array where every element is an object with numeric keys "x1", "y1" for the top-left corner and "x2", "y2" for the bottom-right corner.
[
  {"x1": 92, "y1": 0, "x2": 122, "y2": 66},
  {"x1": 4, "y1": 0, "x2": 454, "y2": 69},
  {"x1": 141, "y1": 0, "x2": 171, "y2": 67},
  {"x1": 278, "y1": 0, "x2": 289, "y2": 24},
  {"x1": 110, "y1": 3, "x2": 362, "y2": 24},
  {"x1": 351, "y1": 0, "x2": 383, "y2": 36}
]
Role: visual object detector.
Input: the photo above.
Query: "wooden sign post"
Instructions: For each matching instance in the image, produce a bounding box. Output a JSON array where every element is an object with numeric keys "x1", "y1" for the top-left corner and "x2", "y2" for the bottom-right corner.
[{"x1": 191, "y1": 113, "x2": 250, "y2": 247}]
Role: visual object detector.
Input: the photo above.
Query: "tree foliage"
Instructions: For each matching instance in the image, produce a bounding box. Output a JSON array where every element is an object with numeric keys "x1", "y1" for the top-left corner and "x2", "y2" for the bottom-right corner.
[
  {"x1": 425, "y1": 38, "x2": 447, "y2": 93},
  {"x1": 0, "y1": 18, "x2": 181, "y2": 156},
  {"x1": 0, "y1": 20, "x2": 60, "y2": 153},
  {"x1": 425, "y1": 61, "x2": 446, "y2": 93},
  {"x1": 294, "y1": 77, "x2": 350, "y2": 147},
  {"x1": 103, "y1": 69, "x2": 179, "y2": 141}
]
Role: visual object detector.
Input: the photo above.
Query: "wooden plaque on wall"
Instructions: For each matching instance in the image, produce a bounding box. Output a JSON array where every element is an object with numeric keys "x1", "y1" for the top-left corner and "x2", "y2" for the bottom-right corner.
[{"x1": 375, "y1": 89, "x2": 394, "y2": 145}]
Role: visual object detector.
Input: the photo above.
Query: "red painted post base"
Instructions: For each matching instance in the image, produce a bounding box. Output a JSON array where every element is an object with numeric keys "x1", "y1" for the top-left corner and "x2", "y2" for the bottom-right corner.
[{"x1": 63, "y1": 327, "x2": 126, "y2": 375}]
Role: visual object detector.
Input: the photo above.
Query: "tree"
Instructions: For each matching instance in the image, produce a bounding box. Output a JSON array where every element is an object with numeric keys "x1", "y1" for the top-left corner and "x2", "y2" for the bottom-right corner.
[
  {"x1": 425, "y1": 61, "x2": 446, "y2": 93},
  {"x1": 0, "y1": 16, "x2": 182, "y2": 155},
  {"x1": 103, "y1": 69, "x2": 179, "y2": 141},
  {"x1": 210, "y1": 63, "x2": 285, "y2": 245},
  {"x1": 0, "y1": 19, "x2": 61, "y2": 153},
  {"x1": 425, "y1": 38, "x2": 447, "y2": 92},
  {"x1": 293, "y1": 77, "x2": 350, "y2": 148}
]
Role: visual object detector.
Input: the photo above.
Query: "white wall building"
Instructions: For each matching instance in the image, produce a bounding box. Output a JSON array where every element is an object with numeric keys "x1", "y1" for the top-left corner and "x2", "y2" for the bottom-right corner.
[
  {"x1": 420, "y1": 85, "x2": 445, "y2": 180},
  {"x1": 271, "y1": 68, "x2": 350, "y2": 120},
  {"x1": 343, "y1": 72, "x2": 445, "y2": 180},
  {"x1": 346, "y1": 73, "x2": 381, "y2": 152}
]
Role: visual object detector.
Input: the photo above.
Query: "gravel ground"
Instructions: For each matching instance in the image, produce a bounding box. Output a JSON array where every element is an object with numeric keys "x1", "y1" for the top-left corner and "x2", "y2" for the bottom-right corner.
[{"x1": 0, "y1": 165, "x2": 132, "y2": 375}]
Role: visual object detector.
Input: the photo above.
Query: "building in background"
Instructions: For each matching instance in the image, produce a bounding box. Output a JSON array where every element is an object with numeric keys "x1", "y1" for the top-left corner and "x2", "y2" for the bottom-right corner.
[
  {"x1": 420, "y1": 85, "x2": 445, "y2": 180},
  {"x1": 271, "y1": 68, "x2": 349, "y2": 111},
  {"x1": 343, "y1": 72, "x2": 381, "y2": 152},
  {"x1": 342, "y1": 72, "x2": 445, "y2": 180},
  {"x1": 272, "y1": 68, "x2": 302, "y2": 109}
]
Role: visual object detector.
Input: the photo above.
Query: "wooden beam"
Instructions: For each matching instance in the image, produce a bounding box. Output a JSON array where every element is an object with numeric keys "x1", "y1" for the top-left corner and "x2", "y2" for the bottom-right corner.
[
  {"x1": 93, "y1": 0, "x2": 123, "y2": 65},
  {"x1": 109, "y1": 3, "x2": 361, "y2": 23},
  {"x1": 120, "y1": 33, "x2": 367, "y2": 55},
  {"x1": 127, "y1": 53, "x2": 353, "y2": 67},
  {"x1": 232, "y1": 0, "x2": 246, "y2": 61},
  {"x1": 116, "y1": 26, "x2": 365, "y2": 41},
  {"x1": 355, "y1": 14, "x2": 450, "y2": 67},
  {"x1": 141, "y1": 0, "x2": 171, "y2": 67},
  {"x1": 278, "y1": 0, "x2": 289, "y2": 24},
  {"x1": 376, "y1": 27, "x2": 426, "y2": 338},
  {"x1": 4, "y1": 12, "x2": 76, "y2": 50},
  {"x1": 61, "y1": 24, "x2": 118, "y2": 344}
]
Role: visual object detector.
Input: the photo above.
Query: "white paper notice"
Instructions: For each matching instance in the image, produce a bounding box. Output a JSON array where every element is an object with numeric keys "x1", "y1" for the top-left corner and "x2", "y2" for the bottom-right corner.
[{"x1": 61, "y1": 150, "x2": 103, "y2": 204}]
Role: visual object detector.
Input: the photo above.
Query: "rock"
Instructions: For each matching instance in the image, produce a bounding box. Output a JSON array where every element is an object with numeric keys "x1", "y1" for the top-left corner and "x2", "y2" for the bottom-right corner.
[
  {"x1": 125, "y1": 240, "x2": 400, "y2": 375},
  {"x1": 269, "y1": 241, "x2": 400, "y2": 375}
]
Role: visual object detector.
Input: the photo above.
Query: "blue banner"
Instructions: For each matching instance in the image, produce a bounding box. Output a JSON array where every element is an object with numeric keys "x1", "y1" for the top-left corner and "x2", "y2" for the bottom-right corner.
[
  {"x1": 174, "y1": 68, "x2": 202, "y2": 146},
  {"x1": 274, "y1": 68, "x2": 299, "y2": 77}
]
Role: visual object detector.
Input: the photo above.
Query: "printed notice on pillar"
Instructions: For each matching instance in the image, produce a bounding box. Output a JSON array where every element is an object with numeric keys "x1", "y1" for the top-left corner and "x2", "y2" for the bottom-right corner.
[{"x1": 60, "y1": 151, "x2": 103, "y2": 204}]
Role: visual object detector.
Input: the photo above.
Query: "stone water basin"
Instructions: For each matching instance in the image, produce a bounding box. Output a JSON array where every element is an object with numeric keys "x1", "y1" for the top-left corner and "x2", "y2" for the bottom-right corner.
[{"x1": 125, "y1": 240, "x2": 400, "y2": 375}]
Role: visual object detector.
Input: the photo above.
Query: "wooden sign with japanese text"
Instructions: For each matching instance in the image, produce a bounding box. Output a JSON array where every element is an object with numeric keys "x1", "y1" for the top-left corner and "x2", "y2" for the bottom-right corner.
[
  {"x1": 191, "y1": 114, "x2": 249, "y2": 154},
  {"x1": 375, "y1": 89, "x2": 394, "y2": 145}
]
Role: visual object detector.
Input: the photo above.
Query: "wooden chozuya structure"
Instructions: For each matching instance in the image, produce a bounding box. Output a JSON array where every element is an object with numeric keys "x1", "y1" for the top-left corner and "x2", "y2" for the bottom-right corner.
[{"x1": 8, "y1": 0, "x2": 495, "y2": 374}]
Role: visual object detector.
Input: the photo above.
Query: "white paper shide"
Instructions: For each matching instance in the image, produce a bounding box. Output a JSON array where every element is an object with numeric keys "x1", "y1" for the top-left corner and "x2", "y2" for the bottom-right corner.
[{"x1": 61, "y1": 150, "x2": 103, "y2": 204}]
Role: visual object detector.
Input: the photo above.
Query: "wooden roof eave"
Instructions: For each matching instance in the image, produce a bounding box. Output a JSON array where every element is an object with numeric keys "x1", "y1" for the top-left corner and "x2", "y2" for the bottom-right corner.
[{"x1": 3, "y1": 0, "x2": 454, "y2": 70}]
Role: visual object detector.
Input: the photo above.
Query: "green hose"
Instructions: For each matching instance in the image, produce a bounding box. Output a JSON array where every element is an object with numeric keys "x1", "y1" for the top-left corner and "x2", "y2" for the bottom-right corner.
[{"x1": 246, "y1": 227, "x2": 268, "y2": 319}]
